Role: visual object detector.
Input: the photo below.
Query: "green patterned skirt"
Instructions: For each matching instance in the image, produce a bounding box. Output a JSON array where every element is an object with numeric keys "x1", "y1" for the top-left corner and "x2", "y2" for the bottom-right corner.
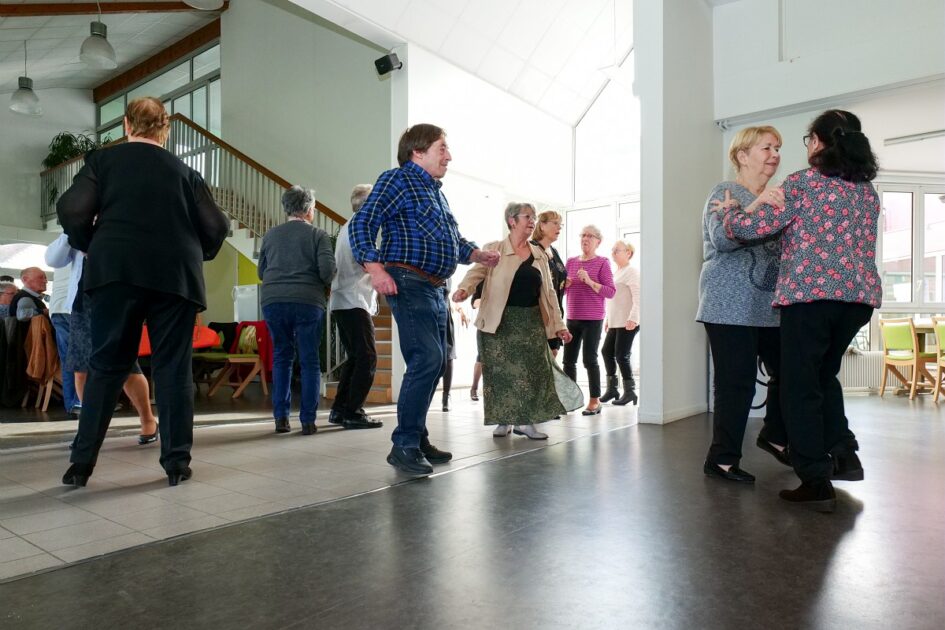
[{"x1": 479, "y1": 305, "x2": 584, "y2": 425}]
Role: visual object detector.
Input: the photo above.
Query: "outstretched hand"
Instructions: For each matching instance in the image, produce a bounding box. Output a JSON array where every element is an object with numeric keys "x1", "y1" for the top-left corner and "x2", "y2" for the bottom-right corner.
[{"x1": 709, "y1": 189, "x2": 739, "y2": 214}]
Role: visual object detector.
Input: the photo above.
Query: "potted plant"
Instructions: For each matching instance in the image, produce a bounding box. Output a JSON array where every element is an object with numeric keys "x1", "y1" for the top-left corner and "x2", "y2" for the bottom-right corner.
[{"x1": 42, "y1": 132, "x2": 102, "y2": 210}]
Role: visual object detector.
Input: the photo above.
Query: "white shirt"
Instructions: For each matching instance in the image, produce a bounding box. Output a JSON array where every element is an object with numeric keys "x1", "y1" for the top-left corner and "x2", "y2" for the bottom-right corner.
[
  {"x1": 329, "y1": 222, "x2": 377, "y2": 314},
  {"x1": 44, "y1": 233, "x2": 85, "y2": 314},
  {"x1": 606, "y1": 264, "x2": 641, "y2": 328}
]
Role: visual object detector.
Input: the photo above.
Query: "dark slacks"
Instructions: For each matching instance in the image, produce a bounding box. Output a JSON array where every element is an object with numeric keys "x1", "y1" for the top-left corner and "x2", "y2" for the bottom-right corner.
[
  {"x1": 705, "y1": 323, "x2": 785, "y2": 466},
  {"x1": 563, "y1": 319, "x2": 603, "y2": 398},
  {"x1": 331, "y1": 308, "x2": 377, "y2": 415},
  {"x1": 601, "y1": 326, "x2": 640, "y2": 383},
  {"x1": 71, "y1": 283, "x2": 198, "y2": 473},
  {"x1": 780, "y1": 301, "x2": 872, "y2": 482}
]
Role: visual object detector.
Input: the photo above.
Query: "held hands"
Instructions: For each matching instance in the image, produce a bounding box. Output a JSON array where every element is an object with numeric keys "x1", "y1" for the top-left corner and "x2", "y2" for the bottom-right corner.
[
  {"x1": 451, "y1": 289, "x2": 468, "y2": 303},
  {"x1": 556, "y1": 329, "x2": 573, "y2": 344},
  {"x1": 745, "y1": 187, "x2": 785, "y2": 214},
  {"x1": 626, "y1": 320, "x2": 638, "y2": 331},
  {"x1": 471, "y1": 249, "x2": 500, "y2": 268}
]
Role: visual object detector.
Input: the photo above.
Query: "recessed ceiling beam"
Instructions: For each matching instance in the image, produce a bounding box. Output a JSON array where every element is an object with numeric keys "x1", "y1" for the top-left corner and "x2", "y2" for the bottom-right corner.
[{"x1": 0, "y1": 2, "x2": 228, "y2": 17}]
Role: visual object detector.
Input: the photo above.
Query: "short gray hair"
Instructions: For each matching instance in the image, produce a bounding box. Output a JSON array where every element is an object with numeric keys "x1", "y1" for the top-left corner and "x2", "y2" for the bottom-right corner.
[
  {"x1": 581, "y1": 224, "x2": 602, "y2": 240},
  {"x1": 350, "y1": 184, "x2": 373, "y2": 212},
  {"x1": 0, "y1": 281, "x2": 15, "y2": 294},
  {"x1": 503, "y1": 202, "x2": 535, "y2": 230},
  {"x1": 282, "y1": 185, "x2": 315, "y2": 217}
]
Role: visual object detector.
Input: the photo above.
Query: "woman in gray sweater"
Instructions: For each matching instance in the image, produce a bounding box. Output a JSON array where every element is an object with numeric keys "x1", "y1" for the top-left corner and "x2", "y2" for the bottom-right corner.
[
  {"x1": 697, "y1": 126, "x2": 789, "y2": 483},
  {"x1": 258, "y1": 186, "x2": 336, "y2": 435}
]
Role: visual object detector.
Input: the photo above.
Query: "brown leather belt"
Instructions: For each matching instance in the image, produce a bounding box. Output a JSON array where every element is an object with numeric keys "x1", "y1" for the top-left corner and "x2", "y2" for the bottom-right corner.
[{"x1": 385, "y1": 263, "x2": 447, "y2": 287}]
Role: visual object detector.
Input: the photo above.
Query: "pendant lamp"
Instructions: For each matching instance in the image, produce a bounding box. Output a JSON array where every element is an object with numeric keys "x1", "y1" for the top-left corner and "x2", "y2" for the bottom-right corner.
[
  {"x1": 183, "y1": 0, "x2": 225, "y2": 9},
  {"x1": 80, "y1": 20, "x2": 117, "y2": 69},
  {"x1": 9, "y1": 42, "x2": 42, "y2": 116}
]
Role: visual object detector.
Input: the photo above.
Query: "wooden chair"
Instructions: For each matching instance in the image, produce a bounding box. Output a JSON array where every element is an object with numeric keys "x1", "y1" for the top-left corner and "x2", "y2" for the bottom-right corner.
[
  {"x1": 202, "y1": 324, "x2": 269, "y2": 399},
  {"x1": 879, "y1": 317, "x2": 936, "y2": 399},
  {"x1": 932, "y1": 316, "x2": 945, "y2": 402}
]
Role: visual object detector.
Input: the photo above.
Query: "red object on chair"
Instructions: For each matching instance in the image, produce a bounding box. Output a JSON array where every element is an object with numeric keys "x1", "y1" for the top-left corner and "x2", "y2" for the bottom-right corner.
[
  {"x1": 232, "y1": 320, "x2": 273, "y2": 381},
  {"x1": 138, "y1": 325, "x2": 220, "y2": 357}
]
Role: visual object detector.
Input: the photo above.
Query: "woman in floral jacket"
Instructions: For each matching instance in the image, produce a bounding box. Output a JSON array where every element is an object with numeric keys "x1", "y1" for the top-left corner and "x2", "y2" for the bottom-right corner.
[{"x1": 719, "y1": 109, "x2": 882, "y2": 513}]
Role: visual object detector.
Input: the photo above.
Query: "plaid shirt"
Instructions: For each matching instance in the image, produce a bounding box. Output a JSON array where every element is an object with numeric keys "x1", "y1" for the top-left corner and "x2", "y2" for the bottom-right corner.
[{"x1": 349, "y1": 161, "x2": 477, "y2": 280}]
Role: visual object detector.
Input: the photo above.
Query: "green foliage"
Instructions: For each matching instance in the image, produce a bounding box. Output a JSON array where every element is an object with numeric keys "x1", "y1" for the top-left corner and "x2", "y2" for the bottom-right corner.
[{"x1": 42, "y1": 132, "x2": 101, "y2": 170}]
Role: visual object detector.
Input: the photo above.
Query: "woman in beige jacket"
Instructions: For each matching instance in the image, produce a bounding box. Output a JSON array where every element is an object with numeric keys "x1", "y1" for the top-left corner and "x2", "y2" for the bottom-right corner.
[{"x1": 453, "y1": 203, "x2": 583, "y2": 439}]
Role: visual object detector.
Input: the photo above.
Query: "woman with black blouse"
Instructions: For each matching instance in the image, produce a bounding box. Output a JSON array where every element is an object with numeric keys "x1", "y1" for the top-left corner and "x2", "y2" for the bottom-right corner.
[{"x1": 530, "y1": 210, "x2": 568, "y2": 356}]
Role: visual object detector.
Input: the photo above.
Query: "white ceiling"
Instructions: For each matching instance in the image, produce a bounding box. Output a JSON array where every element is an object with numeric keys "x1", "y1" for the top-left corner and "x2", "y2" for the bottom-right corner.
[
  {"x1": 319, "y1": 0, "x2": 635, "y2": 126},
  {"x1": 0, "y1": 0, "x2": 220, "y2": 94}
]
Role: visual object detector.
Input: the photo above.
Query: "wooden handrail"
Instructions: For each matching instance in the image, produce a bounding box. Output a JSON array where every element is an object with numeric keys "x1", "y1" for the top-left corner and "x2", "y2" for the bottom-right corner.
[{"x1": 39, "y1": 113, "x2": 346, "y2": 226}]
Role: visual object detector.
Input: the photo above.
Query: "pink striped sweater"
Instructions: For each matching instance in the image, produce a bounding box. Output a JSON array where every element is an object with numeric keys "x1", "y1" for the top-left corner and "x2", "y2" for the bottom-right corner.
[{"x1": 564, "y1": 255, "x2": 615, "y2": 320}]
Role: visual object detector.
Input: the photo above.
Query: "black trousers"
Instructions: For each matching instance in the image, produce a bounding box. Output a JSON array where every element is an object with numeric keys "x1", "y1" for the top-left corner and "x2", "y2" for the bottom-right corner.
[
  {"x1": 705, "y1": 323, "x2": 785, "y2": 466},
  {"x1": 331, "y1": 308, "x2": 378, "y2": 415},
  {"x1": 780, "y1": 301, "x2": 872, "y2": 482},
  {"x1": 563, "y1": 319, "x2": 603, "y2": 398},
  {"x1": 601, "y1": 326, "x2": 640, "y2": 384},
  {"x1": 71, "y1": 283, "x2": 198, "y2": 473}
]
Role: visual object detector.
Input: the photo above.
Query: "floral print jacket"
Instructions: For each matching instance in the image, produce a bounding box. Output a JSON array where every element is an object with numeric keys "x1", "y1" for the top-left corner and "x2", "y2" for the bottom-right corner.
[{"x1": 721, "y1": 168, "x2": 883, "y2": 309}]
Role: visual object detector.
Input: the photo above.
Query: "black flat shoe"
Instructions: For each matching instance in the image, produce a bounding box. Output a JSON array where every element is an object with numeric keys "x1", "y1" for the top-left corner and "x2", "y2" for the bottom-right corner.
[
  {"x1": 420, "y1": 438, "x2": 452, "y2": 464},
  {"x1": 779, "y1": 479, "x2": 836, "y2": 512},
  {"x1": 138, "y1": 432, "x2": 158, "y2": 445},
  {"x1": 581, "y1": 406, "x2": 602, "y2": 416},
  {"x1": 831, "y1": 452, "x2": 864, "y2": 481},
  {"x1": 301, "y1": 422, "x2": 317, "y2": 435},
  {"x1": 62, "y1": 463, "x2": 93, "y2": 488},
  {"x1": 386, "y1": 447, "x2": 433, "y2": 475},
  {"x1": 328, "y1": 409, "x2": 344, "y2": 425},
  {"x1": 756, "y1": 437, "x2": 792, "y2": 467},
  {"x1": 703, "y1": 460, "x2": 756, "y2": 484},
  {"x1": 274, "y1": 417, "x2": 290, "y2": 433},
  {"x1": 167, "y1": 467, "x2": 193, "y2": 487},
  {"x1": 342, "y1": 412, "x2": 383, "y2": 430}
]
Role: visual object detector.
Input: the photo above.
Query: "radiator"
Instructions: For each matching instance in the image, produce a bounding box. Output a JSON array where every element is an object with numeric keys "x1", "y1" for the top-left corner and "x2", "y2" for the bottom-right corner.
[{"x1": 838, "y1": 350, "x2": 884, "y2": 391}]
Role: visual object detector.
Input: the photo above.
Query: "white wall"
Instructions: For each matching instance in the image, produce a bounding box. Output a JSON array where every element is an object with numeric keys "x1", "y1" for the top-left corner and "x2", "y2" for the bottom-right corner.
[
  {"x1": 0, "y1": 88, "x2": 95, "y2": 230},
  {"x1": 713, "y1": 0, "x2": 945, "y2": 121},
  {"x1": 220, "y1": 0, "x2": 391, "y2": 220},
  {"x1": 636, "y1": 0, "x2": 718, "y2": 424}
]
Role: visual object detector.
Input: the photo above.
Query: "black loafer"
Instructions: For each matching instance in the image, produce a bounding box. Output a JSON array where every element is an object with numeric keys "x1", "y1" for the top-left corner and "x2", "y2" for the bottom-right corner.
[
  {"x1": 301, "y1": 422, "x2": 317, "y2": 435},
  {"x1": 420, "y1": 438, "x2": 452, "y2": 464},
  {"x1": 342, "y1": 412, "x2": 383, "y2": 430},
  {"x1": 756, "y1": 437, "x2": 792, "y2": 467},
  {"x1": 386, "y1": 447, "x2": 433, "y2": 475},
  {"x1": 138, "y1": 432, "x2": 158, "y2": 445},
  {"x1": 62, "y1": 462, "x2": 94, "y2": 488},
  {"x1": 703, "y1": 460, "x2": 756, "y2": 484},
  {"x1": 167, "y1": 467, "x2": 193, "y2": 487},
  {"x1": 779, "y1": 479, "x2": 836, "y2": 512},
  {"x1": 328, "y1": 409, "x2": 344, "y2": 425},
  {"x1": 831, "y1": 452, "x2": 864, "y2": 481},
  {"x1": 274, "y1": 417, "x2": 290, "y2": 433}
]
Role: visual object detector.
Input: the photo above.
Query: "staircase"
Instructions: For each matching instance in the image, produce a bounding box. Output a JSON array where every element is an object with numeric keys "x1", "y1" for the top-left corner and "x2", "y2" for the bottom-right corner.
[
  {"x1": 39, "y1": 114, "x2": 395, "y2": 404},
  {"x1": 324, "y1": 299, "x2": 394, "y2": 404}
]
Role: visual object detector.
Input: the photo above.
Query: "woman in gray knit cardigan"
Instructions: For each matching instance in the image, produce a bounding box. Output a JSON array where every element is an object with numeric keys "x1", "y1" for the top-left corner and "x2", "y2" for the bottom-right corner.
[{"x1": 697, "y1": 126, "x2": 790, "y2": 484}]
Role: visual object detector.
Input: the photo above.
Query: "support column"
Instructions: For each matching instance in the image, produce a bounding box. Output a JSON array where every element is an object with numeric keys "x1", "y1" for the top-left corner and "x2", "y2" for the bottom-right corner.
[{"x1": 635, "y1": 0, "x2": 719, "y2": 423}]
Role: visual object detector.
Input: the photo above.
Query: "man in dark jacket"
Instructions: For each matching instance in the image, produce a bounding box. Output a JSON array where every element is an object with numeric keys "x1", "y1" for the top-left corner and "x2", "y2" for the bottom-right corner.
[{"x1": 57, "y1": 97, "x2": 229, "y2": 488}]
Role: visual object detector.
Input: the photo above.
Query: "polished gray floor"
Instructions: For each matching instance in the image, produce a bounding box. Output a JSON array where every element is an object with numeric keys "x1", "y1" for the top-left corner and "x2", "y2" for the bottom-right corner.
[{"x1": 2, "y1": 396, "x2": 943, "y2": 629}]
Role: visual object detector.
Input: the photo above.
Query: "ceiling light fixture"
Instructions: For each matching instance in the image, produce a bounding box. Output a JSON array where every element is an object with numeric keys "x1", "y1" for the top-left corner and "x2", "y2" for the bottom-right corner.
[
  {"x1": 80, "y1": 2, "x2": 117, "y2": 69},
  {"x1": 183, "y1": 0, "x2": 225, "y2": 9},
  {"x1": 9, "y1": 41, "x2": 42, "y2": 116}
]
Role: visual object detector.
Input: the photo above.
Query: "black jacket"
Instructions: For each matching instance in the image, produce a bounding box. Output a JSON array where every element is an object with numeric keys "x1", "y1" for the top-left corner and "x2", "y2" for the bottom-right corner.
[{"x1": 56, "y1": 142, "x2": 229, "y2": 310}]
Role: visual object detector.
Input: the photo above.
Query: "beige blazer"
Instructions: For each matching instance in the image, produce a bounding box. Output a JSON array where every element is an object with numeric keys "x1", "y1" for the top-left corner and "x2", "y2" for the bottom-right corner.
[{"x1": 458, "y1": 237, "x2": 565, "y2": 338}]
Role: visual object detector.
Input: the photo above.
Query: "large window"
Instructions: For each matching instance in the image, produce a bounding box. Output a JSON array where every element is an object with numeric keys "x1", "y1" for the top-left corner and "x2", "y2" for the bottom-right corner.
[{"x1": 96, "y1": 43, "x2": 221, "y2": 141}]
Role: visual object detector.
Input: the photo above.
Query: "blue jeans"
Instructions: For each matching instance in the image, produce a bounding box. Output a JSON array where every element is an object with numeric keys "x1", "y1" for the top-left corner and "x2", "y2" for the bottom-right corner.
[
  {"x1": 385, "y1": 267, "x2": 447, "y2": 448},
  {"x1": 262, "y1": 302, "x2": 325, "y2": 424},
  {"x1": 51, "y1": 313, "x2": 80, "y2": 412}
]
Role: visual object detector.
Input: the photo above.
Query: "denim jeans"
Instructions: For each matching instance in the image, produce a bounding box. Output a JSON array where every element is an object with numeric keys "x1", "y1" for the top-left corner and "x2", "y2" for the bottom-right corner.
[
  {"x1": 385, "y1": 266, "x2": 447, "y2": 448},
  {"x1": 50, "y1": 313, "x2": 80, "y2": 412},
  {"x1": 262, "y1": 302, "x2": 325, "y2": 424}
]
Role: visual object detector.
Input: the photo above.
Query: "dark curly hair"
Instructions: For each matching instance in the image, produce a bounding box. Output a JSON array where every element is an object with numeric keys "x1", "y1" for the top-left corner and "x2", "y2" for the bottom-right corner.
[{"x1": 807, "y1": 109, "x2": 878, "y2": 182}]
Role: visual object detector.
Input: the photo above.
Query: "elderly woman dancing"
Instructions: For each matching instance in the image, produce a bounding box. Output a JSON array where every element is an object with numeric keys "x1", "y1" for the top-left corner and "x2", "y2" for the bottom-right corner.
[{"x1": 453, "y1": 203, "x2": 583, "y2": 439}]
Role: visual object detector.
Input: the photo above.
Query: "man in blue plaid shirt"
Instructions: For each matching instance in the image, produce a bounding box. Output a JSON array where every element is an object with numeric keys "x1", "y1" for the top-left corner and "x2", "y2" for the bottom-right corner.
[{"x1": 349, "y1": 124, "x2": 499, "y2": 475}]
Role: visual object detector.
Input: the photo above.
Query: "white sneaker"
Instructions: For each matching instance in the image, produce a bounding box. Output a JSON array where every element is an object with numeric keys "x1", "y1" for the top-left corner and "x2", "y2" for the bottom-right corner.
[
  {"x1": 512, "y1": 424, "x2": 548, "y2": 440},
  {"x1": 493, "y1": 424, "x2": 511, "y2": 437}
]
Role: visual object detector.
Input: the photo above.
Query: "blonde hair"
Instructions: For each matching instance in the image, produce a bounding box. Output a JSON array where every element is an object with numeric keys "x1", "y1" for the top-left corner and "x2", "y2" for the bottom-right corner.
[
  {"x1": 612, "y1": 239, "x2": 634, "y2": 257},
  {"x1": 125, "y1": 97, "x2": 170, "y2": 144},
  {"x1": 532, "y1": 210, "x2": 562, "y2": 241},
  {"x1": 728, "y1": 125, "x2": 782, "y2": 173}
]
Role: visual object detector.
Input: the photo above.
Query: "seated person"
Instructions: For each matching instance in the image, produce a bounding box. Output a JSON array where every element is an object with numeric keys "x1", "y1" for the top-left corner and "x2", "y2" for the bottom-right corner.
[
  {"x1": 10, "y1": 267, "x2": 49, "y2": 321},
  {"x1": 0, "y1": 281, "x2": 16, "y2": 318}
]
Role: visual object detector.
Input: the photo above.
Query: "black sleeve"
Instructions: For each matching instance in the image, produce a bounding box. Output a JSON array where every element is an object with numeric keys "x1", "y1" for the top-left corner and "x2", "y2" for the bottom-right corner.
[
  {"x1": 190, "y1": 171, "x2": 230, "y2": 261},
  {"x1": 56, "y1": 160, "x2": 99, "y2": 253}
]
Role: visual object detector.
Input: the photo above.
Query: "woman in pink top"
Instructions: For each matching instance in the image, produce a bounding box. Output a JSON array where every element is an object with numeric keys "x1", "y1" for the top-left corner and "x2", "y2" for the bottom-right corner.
[
  {"x1": 720, "y1": 109, "x2": 881, "y2": 512},
  {"x1": 563, "y1": 225, "x2": 616, "y2": 414}
]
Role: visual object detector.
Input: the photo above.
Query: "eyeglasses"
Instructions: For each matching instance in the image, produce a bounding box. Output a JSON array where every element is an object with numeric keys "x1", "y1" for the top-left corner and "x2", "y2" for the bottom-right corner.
[
  {"x1": 580, "y1": 233, "x2": 600, "y2": 239},
  {"x1": 802, "y1": 134, "x2": 812, "y2": 147},
  {"x1": 516, "y1": 214, "x2": 536, "y2": 222},
  {"x1": 542, "y1": 220, "x2": 561, "y2": 226}
]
